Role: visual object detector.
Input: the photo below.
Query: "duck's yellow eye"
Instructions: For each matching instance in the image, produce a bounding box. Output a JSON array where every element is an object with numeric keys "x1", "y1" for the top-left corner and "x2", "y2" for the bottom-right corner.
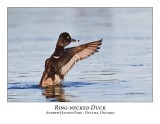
[{"x1": 67, "y1": 36, "x2": 70, "y2": 39}]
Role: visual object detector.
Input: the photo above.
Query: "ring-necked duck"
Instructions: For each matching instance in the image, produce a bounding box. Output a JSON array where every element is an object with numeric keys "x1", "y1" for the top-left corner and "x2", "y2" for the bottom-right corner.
[{"x1": 40, "y1": 32, "x2": 102, "y2": 87}]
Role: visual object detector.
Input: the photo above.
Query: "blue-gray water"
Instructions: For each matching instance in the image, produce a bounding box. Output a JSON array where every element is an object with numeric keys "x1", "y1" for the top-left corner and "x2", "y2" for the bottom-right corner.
[{"x1": 8, "y1": 8, "x2": 152, "y2": 102}]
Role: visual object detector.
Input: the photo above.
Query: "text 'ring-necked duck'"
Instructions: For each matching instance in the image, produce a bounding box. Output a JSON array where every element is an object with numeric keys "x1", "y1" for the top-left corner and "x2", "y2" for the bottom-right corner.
[{"x1": 40, "y1": 32, "x2": 102, "y2": 87}]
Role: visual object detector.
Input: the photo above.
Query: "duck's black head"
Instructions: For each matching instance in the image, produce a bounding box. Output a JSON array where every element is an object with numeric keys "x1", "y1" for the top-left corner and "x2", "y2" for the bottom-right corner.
[{"x1": 56, "y1": 32, "x2": 77, "y2": 47}]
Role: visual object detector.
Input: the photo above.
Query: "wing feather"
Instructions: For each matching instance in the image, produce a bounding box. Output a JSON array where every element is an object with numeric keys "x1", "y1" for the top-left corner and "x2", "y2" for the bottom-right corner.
[{"x1": 59, "y1": 39, "x2": 102, "y2": 76}]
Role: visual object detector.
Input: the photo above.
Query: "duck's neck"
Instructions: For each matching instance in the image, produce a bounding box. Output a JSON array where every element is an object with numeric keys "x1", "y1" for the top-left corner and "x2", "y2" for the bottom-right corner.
[{"x1": 52, "y1": 45, "x2": 64, "y2": 58}]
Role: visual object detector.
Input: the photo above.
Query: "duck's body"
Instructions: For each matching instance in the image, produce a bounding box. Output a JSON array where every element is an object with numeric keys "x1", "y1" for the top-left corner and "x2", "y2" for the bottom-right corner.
[{"x1": 40, "y1": 32, "x2": 102, "y2": 87}]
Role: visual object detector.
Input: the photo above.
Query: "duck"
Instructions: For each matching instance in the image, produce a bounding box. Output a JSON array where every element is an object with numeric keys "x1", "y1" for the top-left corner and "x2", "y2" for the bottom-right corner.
[{"x1": 40, "y1": 32, "x2": 102, "y2": 87}]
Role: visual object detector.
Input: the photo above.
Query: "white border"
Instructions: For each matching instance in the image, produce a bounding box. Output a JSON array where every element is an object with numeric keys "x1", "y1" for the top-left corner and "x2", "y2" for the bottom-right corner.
[{"x1": 1, "y1": 0, "x2": 160, "y2": 124}]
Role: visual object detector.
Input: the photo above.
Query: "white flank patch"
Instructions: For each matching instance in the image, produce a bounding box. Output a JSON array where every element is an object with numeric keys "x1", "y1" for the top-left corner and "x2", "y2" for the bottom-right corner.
[
  {"x1": 41, "y1": 74, "x2": 61, "y2": 87},
  {"x1": 54, "y1": 74, "x2": 61, "y2": 83}
]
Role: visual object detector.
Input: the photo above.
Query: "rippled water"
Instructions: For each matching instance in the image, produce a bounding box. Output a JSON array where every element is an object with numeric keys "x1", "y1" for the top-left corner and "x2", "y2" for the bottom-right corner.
[{"x1": 8, "y1": 8, "x2": 152, "y2": 102}]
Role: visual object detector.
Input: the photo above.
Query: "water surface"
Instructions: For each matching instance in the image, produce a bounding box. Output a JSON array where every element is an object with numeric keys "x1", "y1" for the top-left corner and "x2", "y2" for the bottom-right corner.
[{"x1": 8, "y1": 8, "x2": 152, "y2": 102}]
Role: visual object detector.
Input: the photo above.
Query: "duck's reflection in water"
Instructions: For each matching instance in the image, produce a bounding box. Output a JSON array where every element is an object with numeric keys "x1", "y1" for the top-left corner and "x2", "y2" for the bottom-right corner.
[{"x1": 42, "y1": 85, "x2": 67, "y2": 102}]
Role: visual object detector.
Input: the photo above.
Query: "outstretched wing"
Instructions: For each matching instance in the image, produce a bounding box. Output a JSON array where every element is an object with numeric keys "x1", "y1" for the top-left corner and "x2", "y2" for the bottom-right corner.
[{"x1": 58, "y1": 39, "x2": 102, "y2": 76}]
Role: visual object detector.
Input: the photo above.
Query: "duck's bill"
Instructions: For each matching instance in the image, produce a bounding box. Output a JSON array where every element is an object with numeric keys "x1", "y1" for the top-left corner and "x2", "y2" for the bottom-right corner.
[{"x1": 71, "y1": 38, "x2": 79, "y2": 42}]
